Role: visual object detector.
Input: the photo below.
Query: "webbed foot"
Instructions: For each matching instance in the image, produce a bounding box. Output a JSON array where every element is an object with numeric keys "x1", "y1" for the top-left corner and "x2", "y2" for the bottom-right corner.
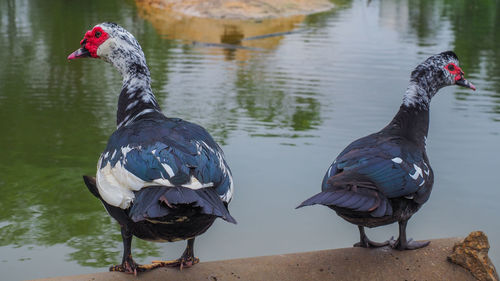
[
  {"x1": 146, "y1": 237, "x2": 199, "y2": 270},
  {"x1": 390, "y1": 237, "x2": 430, "y2": 250},
  {"x1": 109, "y1": 254, "x2": 146, "y2": 275},
  {"x1": 151, "y1": 256, "x2": 199, "y2": 270},
  {"x1": 354, "y1": 226, "x2": 391, "y2": 248},
  {"x1": 390, "y1": 219, "x2": 430, "y2": 250},
  {"x1": 354, "y1": 236, "x2": 392, "y2": 248}
]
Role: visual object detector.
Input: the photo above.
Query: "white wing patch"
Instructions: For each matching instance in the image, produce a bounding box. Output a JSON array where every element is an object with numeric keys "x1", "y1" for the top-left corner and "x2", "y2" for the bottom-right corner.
[
  {"x1": 121, "y1": 146, "x2": 133, "y2": 158},
  {"x1": 423, "y1": 162, "x2": 430, "y2": 176},
  {"x1": 392, "y1": 157, "x2": 403, "y2": 164},
  {"x1": 392, "y1": 157, "x2": 430, "y2": 187},
  {"x1": 197, "y1": 140, "x2": 233, "y2": 203},
  {"x1": 97, "y1": 154, "x2": 177, "y2": 209},
  {"x1": 161, "y1": 163, "x2": 175, "y2": 177},
  {"x1": 408, "y1": 163, "x2": 430, "y2": 187},
  {"x1": 223, "y1": 173, "x2": 234, "y2": 203},
  {"x1": 327, "y1": 166, "x2": 333, "y2": 177},
  {"x1": 96, "y1": 145, "x2": 171, "y2": 209},
  {"x1": 409, "y1": 164, "x2": 423, "y2": 180},
  {"x1": 96, "y1": 157, "x2": 143, "y2": 209},
  {"x1": 182, "y1": 176, "x2": 214, "y2": 189},
  {"x1": 151, "y1": 178, "x2": 174, "y2": 187}
]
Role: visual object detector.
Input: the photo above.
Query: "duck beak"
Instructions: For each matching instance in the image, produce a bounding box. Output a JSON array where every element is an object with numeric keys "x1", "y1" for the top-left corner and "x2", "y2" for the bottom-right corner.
[
  {"x1": 67, "y1": 46, "x2": 91, "y2": 60},
  {"x1": 455, "y1": 77, "x2": 476, "y2": 91}
]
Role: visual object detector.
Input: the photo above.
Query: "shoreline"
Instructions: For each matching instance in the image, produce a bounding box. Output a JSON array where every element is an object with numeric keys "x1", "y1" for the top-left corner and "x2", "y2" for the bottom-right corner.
[{"x1": 31, "y1": 235, "x2": 496, "y2": 281}]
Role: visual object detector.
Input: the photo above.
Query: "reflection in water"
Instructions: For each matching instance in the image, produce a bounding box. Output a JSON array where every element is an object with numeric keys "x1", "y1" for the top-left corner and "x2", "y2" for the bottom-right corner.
[
  {"x1": 137, "y1": 0, "x2": 330, "y2": 140},
  {"x1": 379, "y1": 0, "x2": 500, "y2": 121},
  {"x1": 135, "y1": 0, "x2": 306, "y2": 60},
  {"x1": 220, "y1": 25, "x2": 245, "y2": 60},
  {"x1": 444, "y1": 0, "x2": 500, "y2": 120},
  {"x1": 235, "y1": 67, "x2": 321, "y2": 135},
  {"x1": 0, "y1": 0, "x2": 500, "y2": 280}
]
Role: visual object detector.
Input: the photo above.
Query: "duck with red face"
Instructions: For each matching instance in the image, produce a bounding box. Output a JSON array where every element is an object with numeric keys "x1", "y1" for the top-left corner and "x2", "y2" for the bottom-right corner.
[
  {"x1": 68, "y1": 22, "x2": 235, "y2": 275},
  {"x1": 297, "y1": 51, "x2": 475, "y2": 251}
]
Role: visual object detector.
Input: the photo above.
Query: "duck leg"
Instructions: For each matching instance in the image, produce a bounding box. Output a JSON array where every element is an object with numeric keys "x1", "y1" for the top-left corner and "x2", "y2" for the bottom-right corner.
[
  {"x1": 109, "y1": 227, "x2": 145, "y2": 275},
  {"x1": 110, "y1": 227, "x2": 193, "y2": 274},
  {"x1": 353, "y1": 226, "x2": 391, "y2": 248},
  {"x1": 391, "y1": 219, "x2": 430, "y2": 250},
  {"x1": 151, "y1": 238, "x2": 199, "y2": 270}
]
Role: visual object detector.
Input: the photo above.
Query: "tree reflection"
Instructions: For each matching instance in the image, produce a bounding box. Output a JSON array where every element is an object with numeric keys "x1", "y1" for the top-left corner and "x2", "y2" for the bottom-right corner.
[
  {"x1": 446, "y1": 0, "x2": 500, "y2": 119},
  {"x1": 0, "y1": 0, "x2": 167, "y2": 268},
  {"x1": 235, "y1": 66, "x2": 321, "y2": 135},
  {"x1": 398, "y1": 0, "x2": 500, "y2": 120}
]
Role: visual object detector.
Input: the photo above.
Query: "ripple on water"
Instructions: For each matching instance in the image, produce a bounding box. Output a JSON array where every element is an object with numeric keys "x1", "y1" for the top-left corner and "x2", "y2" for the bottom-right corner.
[{"x1": 1, "y1": 0, "x2": 500, "y2": 279}]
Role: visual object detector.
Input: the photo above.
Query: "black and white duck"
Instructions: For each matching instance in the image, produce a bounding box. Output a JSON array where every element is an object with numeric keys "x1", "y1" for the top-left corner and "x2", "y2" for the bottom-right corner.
[
  {"x1": 68, "y1": 22, "x2": 236, "y2": 274},
  {"x1": 297, "y1": 51, "x2": 475, "y2": 250}
]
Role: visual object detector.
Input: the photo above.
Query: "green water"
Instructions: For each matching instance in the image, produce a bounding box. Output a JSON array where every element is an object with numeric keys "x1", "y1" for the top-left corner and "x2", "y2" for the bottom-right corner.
[{"x1": 0, "y1": 0, "x2": 499, "y2": 279}]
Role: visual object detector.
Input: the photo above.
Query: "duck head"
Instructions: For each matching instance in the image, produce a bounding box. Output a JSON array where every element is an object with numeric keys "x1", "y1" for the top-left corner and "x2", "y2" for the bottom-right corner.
[
  {"x1": 67, "y1": 22, "x2": 148, "y2": 78},
  {"x1": 403, "y1": 51, "x2": 476, "y2": 109},
  {"x1": 415, "y1": 51, "x2": 475, "y2": 90}
]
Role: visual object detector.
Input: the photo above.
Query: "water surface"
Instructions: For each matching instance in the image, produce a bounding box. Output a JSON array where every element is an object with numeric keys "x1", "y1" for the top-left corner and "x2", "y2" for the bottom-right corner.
[{"x1": 0, "y1": 0, "x2": 499, "y2": 280}]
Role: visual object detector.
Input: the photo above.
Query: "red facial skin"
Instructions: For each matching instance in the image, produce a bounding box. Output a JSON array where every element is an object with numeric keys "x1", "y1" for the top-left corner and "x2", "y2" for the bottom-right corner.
[
  {"x1": 445, "y1": 62, "x2": 464, "y2": 81},
  {"x1": 81, "y1": 26, "x2": 109, "y2": 58}
]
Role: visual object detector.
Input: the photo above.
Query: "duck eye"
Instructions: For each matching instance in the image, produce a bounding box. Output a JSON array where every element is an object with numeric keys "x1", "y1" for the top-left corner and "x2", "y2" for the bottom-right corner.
[
  {"x1": 95, "y1": 31, "x2": 101, "y2": 38},
  {"x1": 447, "y1": 64, "x2": 455, "y2": 71}
]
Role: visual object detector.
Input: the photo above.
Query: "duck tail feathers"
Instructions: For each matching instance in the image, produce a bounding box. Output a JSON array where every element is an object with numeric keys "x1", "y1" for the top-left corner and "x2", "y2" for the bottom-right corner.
[
  {"x1": 130, "y1": 186, "x2": 237, "y2": 224},
  {"x1": 296, "y1": 189, "x2": 392, "y2": 217},
  {"x1": 83, "y1": 175, "x2": 100, "y2": 199}
]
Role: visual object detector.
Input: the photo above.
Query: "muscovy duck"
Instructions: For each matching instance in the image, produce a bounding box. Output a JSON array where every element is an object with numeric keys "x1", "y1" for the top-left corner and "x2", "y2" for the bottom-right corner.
[
  {"x1": 297, "y1": 51, "x2": 475, "y2": 250},
  {"x1": 68, "y1": 22, "x2": 236, "y2": 274}
]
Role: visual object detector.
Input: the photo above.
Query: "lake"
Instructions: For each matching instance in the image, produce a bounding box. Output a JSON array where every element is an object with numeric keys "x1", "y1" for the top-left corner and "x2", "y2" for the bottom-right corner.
[{"x1": 0, "y1": 0, "x2": 499, "y2": 280}]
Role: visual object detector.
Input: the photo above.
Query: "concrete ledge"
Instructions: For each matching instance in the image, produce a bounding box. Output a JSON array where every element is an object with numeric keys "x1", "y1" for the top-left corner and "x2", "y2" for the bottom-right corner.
[{"x1": 32, "y1": 237, "x2": 479, "y2": 281}]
